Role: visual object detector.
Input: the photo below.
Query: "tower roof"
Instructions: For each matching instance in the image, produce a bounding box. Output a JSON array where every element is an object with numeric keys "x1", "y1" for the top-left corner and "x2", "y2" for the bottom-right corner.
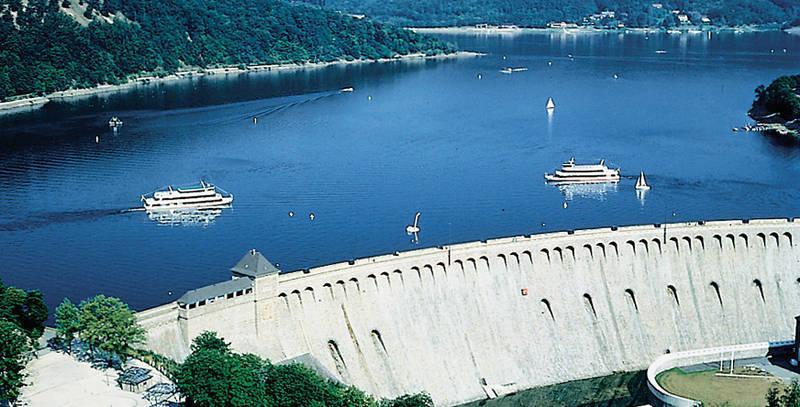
[{"x1": 230, "y1": 249, "x2": 280, "y2": 277}]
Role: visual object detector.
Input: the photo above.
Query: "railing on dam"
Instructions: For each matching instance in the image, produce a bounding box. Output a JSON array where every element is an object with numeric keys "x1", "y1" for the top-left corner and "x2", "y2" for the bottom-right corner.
[{"x1": 646, "y1": 340, "x2": 795, "y2": 407}]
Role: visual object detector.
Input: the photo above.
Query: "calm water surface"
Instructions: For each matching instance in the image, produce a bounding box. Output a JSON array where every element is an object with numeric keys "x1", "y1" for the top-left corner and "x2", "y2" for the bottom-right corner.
[{"x1": 1, "y1": 32, "x2": 799, "y2": 312}]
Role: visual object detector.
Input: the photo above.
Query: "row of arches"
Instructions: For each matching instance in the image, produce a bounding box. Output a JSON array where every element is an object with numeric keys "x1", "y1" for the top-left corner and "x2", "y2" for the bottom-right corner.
[
  {"x1": 277, "y1": 230, "x2": 794, "y2": 309},
  {"x1": 537, "y1": 231, "x2": 793, "y2": 264},
  {"x1": 539, "y1": 277, "x2": 787, "y2": 324}
]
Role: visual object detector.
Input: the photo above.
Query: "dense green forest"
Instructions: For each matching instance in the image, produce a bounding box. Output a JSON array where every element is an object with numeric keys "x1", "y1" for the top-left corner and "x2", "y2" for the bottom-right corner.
[
  {"x1": 299, "y1": 0, "x2": 800, "y2": 28},
  {"x1": 0, "y1": 0, "x2": 454, "y2": 101},
  {"x1": 751, "y1": 75, "x2": 800, "y2": 120},
  {"x1": 0, "y1": 280, "x2": 48, "y2": 402}
]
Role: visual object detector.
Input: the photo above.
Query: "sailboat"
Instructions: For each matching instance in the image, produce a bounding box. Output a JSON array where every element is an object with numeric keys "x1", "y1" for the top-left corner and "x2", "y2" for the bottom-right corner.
[
  {"x1": 406, "y1": 212, "x2": 421, "y2": 234},
  {"x1": 546, "y1": 97, "x2": 555, "y2": 110},
  {"x1": 635, "y1": 171, "x2": 651, "y2": 190}
]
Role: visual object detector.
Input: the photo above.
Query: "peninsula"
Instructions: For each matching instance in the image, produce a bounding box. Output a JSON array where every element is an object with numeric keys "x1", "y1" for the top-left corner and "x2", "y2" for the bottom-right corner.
[{"x1": 749, "y1": 74, "x2": 800, "y2": 139}]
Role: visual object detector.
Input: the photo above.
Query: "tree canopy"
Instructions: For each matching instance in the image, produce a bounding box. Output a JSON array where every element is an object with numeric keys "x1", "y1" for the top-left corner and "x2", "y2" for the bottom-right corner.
[
  {"x1": 0, "y1": 320, "x2": 33, "y2": 403},
  {"x1": 0, "y1": 280, "x2": 48, "y2": 341},
  {"x1": 0, "y1": 0, "x2": 454, "y2": 100},
  {"x1": 766, "y1": 381, "x2": 800, "y2": 407},
  {"x1": 78, "y1": 294, "x2": 146, "y2": 365},
  {"x1": 176, "y1": 331, "x2": 434, "y2": 407},
  {"x1": 303, "y1": 0, "x2": 799, "y2": 28},
  {"x1": 752, "y1": 75, "x2": 800, "y2": 121},
  {"x1": 54, "y1": 298, "x2": 81, "y2": 353}
]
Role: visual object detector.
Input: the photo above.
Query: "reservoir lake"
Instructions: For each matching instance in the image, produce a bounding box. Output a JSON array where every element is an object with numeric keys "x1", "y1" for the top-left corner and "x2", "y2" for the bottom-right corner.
[{"x1": 1, "y1": 31, "x2": 799, "y2": 312}]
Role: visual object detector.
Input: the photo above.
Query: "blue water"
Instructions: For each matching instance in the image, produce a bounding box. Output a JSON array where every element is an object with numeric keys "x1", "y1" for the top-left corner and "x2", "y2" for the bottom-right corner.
[{"x1": 1, "y1": 31, "x2": 799, "y2": 312}]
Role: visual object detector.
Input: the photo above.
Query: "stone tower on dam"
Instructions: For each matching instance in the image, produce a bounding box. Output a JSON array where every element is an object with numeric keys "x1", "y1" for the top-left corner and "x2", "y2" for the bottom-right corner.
[{"x1": 137, "y1": 218, "x2": 800, "y2": 406}]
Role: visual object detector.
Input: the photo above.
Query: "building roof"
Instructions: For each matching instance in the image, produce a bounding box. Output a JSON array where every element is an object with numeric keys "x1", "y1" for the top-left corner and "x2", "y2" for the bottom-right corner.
[
  {"x1": 177, "y1": 277, "x2": 252, "y2": 305},
  {"x1": 230, "y1": 249, "x2": 280, "y2": 278},
  {"x1": 117, "y1": 367, "x2": 152, "y2": 385}
]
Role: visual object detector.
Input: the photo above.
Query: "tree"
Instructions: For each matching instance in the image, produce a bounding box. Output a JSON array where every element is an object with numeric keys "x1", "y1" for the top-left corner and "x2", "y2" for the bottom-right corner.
[
  {"x1": 20, "y1": 290, "x2": 48, "y2": 340},
  {"x1": 782, "y1": 380, "x2": 800, "y2": 407},
  {"x1": 191, "y1": 331, "x2": 231, "y2": 354},
  {"x1": 54, "y1": 298, "x2": 81, "y2": 353},
  {"x1": 79, "y1": 295, "x2": 145, "y2": 366},
  {"x1": 766, "y1": 386, "x2": 782, "y2": 407},
  {"x1": 379, "y1": 393, "x2": 434, "y2": 407},
  {"x1": 0, "y1": 281, "x2": 48, "y2": 341},
  {"x1": 0, "y1": 320, "x2": 32, "y2": 403},
  {"x1": 176, "y1": 333, "x2": 268, "y2": 407}
]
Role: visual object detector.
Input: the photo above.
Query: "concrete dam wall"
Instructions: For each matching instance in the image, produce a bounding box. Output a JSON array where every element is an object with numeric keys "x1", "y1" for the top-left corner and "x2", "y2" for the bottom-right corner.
[{"x1": 138, "y1": 218, "x2": 800, "y2": 406}]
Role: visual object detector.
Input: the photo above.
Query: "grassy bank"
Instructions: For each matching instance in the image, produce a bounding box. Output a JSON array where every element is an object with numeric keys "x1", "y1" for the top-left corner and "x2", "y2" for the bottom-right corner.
[
  {"x1": 657, "y1": 368, "x2": 781, "y2": 407},
  {"x1": 459, "y1": 371, "x2": 649, "y2": 407}
]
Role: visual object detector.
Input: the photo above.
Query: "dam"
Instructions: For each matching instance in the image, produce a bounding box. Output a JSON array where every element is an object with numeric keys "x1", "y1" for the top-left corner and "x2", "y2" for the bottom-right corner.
[{"x1": 137, "y1": 218, "x2": 800, "y2": 406}]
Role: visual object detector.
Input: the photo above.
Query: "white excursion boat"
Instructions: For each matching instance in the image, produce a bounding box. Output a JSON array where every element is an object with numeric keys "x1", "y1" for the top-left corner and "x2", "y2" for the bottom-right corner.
[
  {"x1": 141, "y1": 181, "x2": 233, "y2": 211},
  {"x1": 544, "y1": 158, "x2": 620, "y2": 184},
  {"x1": 635, "y1": 171, "x2": 651, "y2": 190}
]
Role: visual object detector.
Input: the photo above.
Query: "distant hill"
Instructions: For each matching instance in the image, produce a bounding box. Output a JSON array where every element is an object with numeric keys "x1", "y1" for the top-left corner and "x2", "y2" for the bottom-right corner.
[
  {"x1": 297, "y1": 0, "x2": 800, "y2": 28},
  {"x1": 0, "y1": 0, "x2": 454, "y2": 100}
]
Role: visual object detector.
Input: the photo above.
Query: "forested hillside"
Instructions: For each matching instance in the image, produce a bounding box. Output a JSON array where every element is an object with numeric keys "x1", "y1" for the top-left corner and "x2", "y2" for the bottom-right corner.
[
  {"x1": 752, "y1": 75, "x2": 800, "y2": 120},
  {"x1": 0, "y1": 0, "x2": 454, "y2": 100},
  {"x1": 300, "y1": 0, "x2": 800, "y2": 28}
]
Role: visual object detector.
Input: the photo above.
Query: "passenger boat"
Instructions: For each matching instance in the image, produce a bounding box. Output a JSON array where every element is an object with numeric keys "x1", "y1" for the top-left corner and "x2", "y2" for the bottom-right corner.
[
  {"x1": 546, "y1": 97, "x2": 556, "y2": 110},
  {"x1": 500, "y1": 67, "x2": 513, "y2": 74},
  {"x1": 141, "y1": 181, "x2": 233, "y2": 211},
  {"x1": 544, "y1": 158, "x2": 620, "y2": 184}
]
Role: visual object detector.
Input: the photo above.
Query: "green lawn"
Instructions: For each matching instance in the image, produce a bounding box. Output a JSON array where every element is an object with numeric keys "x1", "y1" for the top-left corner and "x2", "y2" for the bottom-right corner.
[
  {"x1": 459, "y1": 371, "x2": 649, "y2": 407},
  {"x1": 656, "y1": 368, "x2": 783, "y2": 407}
]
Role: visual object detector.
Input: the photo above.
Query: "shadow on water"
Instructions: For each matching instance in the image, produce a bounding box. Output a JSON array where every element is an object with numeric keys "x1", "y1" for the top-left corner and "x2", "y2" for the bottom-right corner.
[
  {"x1": 459, "y1": 371, "x2": 649, "y2": 407},
  {"x1": 0, "y1": 208, "x2": 133, "y2": 232}
]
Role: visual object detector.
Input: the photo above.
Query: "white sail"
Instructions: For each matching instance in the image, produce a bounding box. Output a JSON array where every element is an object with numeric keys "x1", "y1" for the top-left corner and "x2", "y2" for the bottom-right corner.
[
  {"x1": 635, "y1": 171, "x2": 651, "y2": 190},
  {"x1": 546, "y1": 97, "x2": 555, "y2": 110}
]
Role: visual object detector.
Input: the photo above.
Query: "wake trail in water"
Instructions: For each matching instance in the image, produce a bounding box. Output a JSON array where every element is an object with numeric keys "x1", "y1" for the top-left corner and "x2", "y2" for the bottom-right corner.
[
  {"x1": 0, "y1": 208, "x2": 138, "y2": 232},
  {"x1": 212, "y1": 90, "x2": 342, "y2": 125}
]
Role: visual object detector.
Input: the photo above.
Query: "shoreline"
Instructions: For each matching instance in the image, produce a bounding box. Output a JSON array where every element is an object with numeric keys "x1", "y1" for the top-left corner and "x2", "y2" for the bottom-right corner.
[
  {"x1": 0, "y1": 51, "x2": 482, "y2": 113},
  {"x1": 411, "y1": 24, "x2": 786, "y2": 35}
]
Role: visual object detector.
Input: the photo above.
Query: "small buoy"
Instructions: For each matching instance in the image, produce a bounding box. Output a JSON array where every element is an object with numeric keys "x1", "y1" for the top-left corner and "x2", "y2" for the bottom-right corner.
[
  {"x1": 613, "y1": 73, "x2": 619, "y2": 79},
  {"x1": 368, "y1": 96, "x2": 372, "y2": 101},
  {"x1": 568, "y1": 54, "x2": 573, "y2": 59},
  {"x1": 783, "y1": 49, "x2": 787, "y2": 53},
  {"x1": 770, "y1": 49, "x2": 775, "y2": 53},
  {"x1": 288, "y1": 211, "x2": 294, "y2": 217},
  {"x1": 548, "y1": 61, "x2": 552, "y2": 66},
  {"x1": 168, "y1": 291, "x2": 173, "y2": 296},
  {"x1": 502, "y1": 56, "x2": 507, "y2": 60},
  {"x1": 95, "y1": 136, "x2": 100, "y2": 143},
  {"x1": 253, "y1": 117, "x2": 258, "y2": 124},
  {"x1": 562, "y1": 202, "x2": 568, "y2": 209},
  {"x1": 477, "y1": 74, "x2": 482, "y2": 79},
  {"x1": 540, "y1": 222, "x2": 546, "y2": 227},
  {"x1": 309, "y1": 213, "x2": 315, "y2": 220}
]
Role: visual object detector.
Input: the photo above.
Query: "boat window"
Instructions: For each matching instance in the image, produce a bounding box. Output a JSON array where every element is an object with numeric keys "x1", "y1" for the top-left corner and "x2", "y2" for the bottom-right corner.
[
  {"x1": 227, "y1": 293, "x2": 234, "y2": 299},
  {"x1": 245, "y1": 288, "x2": 253, "y2": 294}
]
